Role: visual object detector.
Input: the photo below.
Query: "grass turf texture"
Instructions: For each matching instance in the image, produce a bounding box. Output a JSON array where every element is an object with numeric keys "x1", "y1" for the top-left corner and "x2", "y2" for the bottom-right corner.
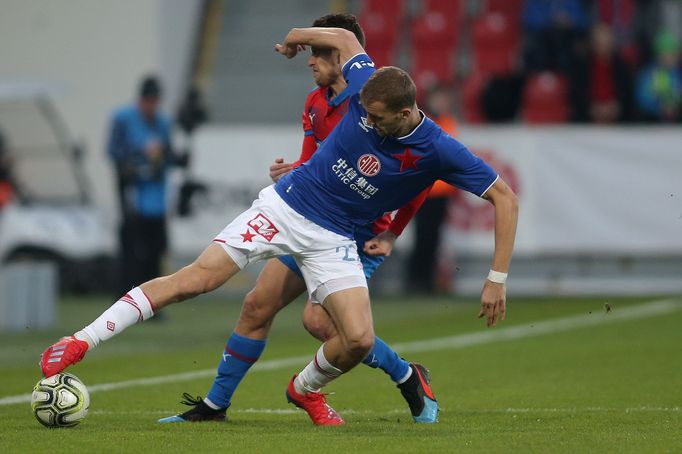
[{"x1": 1, "y1": 295, "x2": 680, "y2": 453}]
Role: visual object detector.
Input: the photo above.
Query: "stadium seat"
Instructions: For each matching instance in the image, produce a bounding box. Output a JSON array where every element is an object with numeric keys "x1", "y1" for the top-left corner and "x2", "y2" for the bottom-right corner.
[
  {"x1": 410, "y1": 0, "x2": 461, "y2": 91},
  {"x1": 471, "y1": 12, "x2": 519, "y2": 76},
  {"x1": 359, "y1": 0, "x2": 404, "y2": 67},
  {"x1": 483, "y1": 0, "x2": 523, "y2": 18},
  {"x1": 521, "y1": 72, "x2": 569, "y2": 123}
]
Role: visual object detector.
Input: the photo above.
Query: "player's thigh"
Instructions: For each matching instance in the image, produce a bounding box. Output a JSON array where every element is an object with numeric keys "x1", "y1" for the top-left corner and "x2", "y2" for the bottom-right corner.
[
  {"x1": 322, "y1": 287, "x2": 374, "y2": 346},
  {"x1": 243, "y1": 258, "x2": 307, "y2": 315},
  {"x1": 177, "y1": 242, "x2": 242, "y2": 293},
  {"x1": 143, "y1": 242, "x2": 240, "y2": 306}
]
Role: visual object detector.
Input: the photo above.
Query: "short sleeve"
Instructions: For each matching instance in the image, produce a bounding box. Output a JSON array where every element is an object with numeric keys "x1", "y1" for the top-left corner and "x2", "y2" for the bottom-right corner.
[
  {"x1": 438, "y1": 135, "x2": 498, "y2": 197},
  {"x1": 341, "y1": 53, "x2": 376, "y2": 99}
]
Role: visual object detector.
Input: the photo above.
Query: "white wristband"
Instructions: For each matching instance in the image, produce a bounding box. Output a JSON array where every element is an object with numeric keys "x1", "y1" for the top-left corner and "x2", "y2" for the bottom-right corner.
[{"x1": 487, "y1": 270, "x2": 508, "y2": 284}]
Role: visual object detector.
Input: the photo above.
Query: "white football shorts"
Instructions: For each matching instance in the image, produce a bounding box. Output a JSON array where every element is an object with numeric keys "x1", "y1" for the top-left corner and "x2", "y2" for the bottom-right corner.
[{"x1": 213, "y1": 185, "x2": 367, "y2": 303}]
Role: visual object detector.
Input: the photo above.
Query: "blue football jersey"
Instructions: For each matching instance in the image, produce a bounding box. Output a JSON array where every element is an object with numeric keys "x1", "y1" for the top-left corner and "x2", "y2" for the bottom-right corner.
[{"x1": 275, "y1": 53, "x2": 498, "y2": 238}]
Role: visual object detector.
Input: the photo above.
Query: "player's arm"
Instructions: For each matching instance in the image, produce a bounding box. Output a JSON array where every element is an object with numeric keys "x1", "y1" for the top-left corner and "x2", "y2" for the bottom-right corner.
[
  {"x1": 363, "y1": 187, "x2": 431, "y2": 256},
  {"x1": 479, "y1": 177, "x2": 518, "y2": 327},
  {"x1": 275, "y1": 27, "x2": 364, "y2": 65}
]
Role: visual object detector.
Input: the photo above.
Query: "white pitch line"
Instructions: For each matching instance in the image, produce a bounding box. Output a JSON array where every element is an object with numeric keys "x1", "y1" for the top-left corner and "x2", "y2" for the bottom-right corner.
[
  {"x1": 1, "y1": 298, "x2": 679, "y2": 407},
  {"x1": 87, "y1": 406, "x2": 681, "y2": 416}
]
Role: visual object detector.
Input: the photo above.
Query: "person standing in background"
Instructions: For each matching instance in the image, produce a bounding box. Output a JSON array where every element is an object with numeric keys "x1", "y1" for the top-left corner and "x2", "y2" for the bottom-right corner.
[
  {"x1": 106, "y1": 75, "x2": 174, "y2": 297},
  {"x1": 570, "y1": 23, "x2": 634, "y2": 123},
  {"x1": 406, "y1": 85, "x2": 459, "y2": 294},
  {"x1": 636, "y1": 30, "x2": 682, "y2": 122}
]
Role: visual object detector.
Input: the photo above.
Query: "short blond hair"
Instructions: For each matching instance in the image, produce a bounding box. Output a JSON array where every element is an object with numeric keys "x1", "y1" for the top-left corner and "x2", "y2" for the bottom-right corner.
[{"x1": 360, "y1": 66, "x2": 417, "y2": 112}]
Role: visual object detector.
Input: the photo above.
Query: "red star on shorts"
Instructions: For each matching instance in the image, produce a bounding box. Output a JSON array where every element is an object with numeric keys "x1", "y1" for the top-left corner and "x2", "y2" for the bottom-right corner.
[
  {"x1": 241, "y1": 230, "x2": 256, "y2": 242},
  {"x1": 392, "y1": 148, "x2": 421, "y2": 172}
]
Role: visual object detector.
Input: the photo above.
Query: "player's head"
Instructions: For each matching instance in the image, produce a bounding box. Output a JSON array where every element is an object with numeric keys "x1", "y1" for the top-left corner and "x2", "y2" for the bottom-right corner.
[
  {"x1": 138, "y1": 75, "x2": 162, "y2": 119},
  {"x1": 360, "y1": 66, "x2": 417, "y2": 137},
  {"x1": 308, "y1": 14, "x2": 365, "y2": 87}
]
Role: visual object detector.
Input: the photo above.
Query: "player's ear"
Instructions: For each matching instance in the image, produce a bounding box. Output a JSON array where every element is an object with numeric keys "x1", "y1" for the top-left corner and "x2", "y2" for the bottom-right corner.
[{"x1": 399, "y1": 107, "x2": 411, "y2": 119}]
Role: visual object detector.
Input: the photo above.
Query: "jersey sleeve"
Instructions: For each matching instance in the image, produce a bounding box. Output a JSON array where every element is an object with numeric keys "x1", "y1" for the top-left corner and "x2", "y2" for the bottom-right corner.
[
  {"x1": 388, "y1": 186, "x2": 431, "y2": 236},
  {"x1": 293, "y1": 135, "x2": 318, "y2": 168},
  {"x1": 438, "y1": 135, "x2": 498, "y2": 197},
  {"x1": 293, "y1": 91, "x2": 318, "y2": 168},
  {"x1": 341, "y1": 53, "x2": 376, "y2": 99},
  {"x1": 301, "y1": 91, "x2": 314, "y2": 136}
]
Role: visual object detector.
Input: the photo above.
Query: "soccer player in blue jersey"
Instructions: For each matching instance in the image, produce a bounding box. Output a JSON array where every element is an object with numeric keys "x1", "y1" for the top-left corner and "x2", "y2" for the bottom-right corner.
[
  {"x1": 40, "y1": 25, "x2": 518, "y2": 426},
  {"x1": 156, "y1": 14, "x2": 436, "y2": 426}
]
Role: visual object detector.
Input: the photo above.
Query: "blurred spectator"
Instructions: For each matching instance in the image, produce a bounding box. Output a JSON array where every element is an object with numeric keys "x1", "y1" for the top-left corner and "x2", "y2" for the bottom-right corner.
[
  {"x1": 635, "y1": 30, "x2": 682, "y2": 122},
  {"x1": 0, "y1": 127, "x2": 25, "y2": 207},
  {"x1": 107, "y1": 75, "x2": 175, "y2": 296},
  {"x1": 0, "y1": 127, "x2": 15, "y2": 208},
  {"x1": 595, "y1": 0, "x2": 640, "y2": 67},
  {"x1": 406, "y1": 85, "x2": 458, "y2": 294},
  {"x1": 522, "y1": 0, "x2": 589, "y2": 72},
  {"x1": 482, "y1": 74, "x2": 524, "y2": 122},
  {"x1": 570, "y1": 23, "x2": 634, "y2": 123}
]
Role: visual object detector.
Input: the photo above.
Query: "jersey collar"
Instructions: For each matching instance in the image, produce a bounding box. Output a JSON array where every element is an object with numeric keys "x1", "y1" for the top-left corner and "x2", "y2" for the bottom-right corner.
[{"x1": 326, "y1": 84, "x2": 352, "y2": 108}]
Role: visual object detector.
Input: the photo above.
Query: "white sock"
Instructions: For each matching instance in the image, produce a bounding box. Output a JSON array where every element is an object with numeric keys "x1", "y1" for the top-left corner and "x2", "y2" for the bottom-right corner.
[
  {"x1": 294, "y1": 344, "x2": 343, "y2": 394},
  {"x1": 203, "y1": 398, "x2": 221, "y2": 410},
  {"x1": 396, "y1": 365, "x2": 413, "y2": 385},
  {"x1": 75, "y1": 287, "x2": 155, "y2": 348}
]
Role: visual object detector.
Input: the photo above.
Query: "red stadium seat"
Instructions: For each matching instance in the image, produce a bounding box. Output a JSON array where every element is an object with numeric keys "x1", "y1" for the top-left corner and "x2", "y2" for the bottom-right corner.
[
  {"x1": 410, "y1": 0, "x2": 461, "y2": 91},
  {"x1": 484, "y1": 0, "x2": 523, "y2": 17},
  {"x1": 422, "y1": 0, "x2": 462, "y2": 19},
  {"x1": 521, "y1": 72, "x2": 569, "y2": 123},
  {"x1": 359, "y1": 0, "x2": 405, "y2": 67},
  {"x1": 471, "y1": 12, "x2": 519, "y2": 76}
]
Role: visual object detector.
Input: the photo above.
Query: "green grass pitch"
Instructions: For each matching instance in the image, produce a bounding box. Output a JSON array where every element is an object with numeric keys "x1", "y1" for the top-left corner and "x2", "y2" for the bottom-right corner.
[{"x1": 1, "y1": 294, "x2": 680, "y2": 453}]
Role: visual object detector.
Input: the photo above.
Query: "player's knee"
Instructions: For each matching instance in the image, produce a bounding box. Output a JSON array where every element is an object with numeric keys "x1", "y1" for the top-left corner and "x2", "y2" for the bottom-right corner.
[
  {"x1": 238, "y1": 289, "x2": 277, "y2": 333},
  {"x1": 344, "y1": 331, "x2": 375, "y2": 361},
  {"x1": 302, "y1": 306, "x2": 335, "y2": 341}
]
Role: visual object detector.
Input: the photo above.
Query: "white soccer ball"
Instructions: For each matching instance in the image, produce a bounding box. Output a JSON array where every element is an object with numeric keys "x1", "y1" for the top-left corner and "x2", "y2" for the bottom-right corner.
[{"x1": 31, "y1": 373, "x2": 90, "y2": 428}]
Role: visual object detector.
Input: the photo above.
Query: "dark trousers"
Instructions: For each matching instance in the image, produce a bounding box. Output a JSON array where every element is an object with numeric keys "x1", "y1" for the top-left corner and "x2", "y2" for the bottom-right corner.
[
  {"x1": 118, "y1": 215, "x2": 167, "y2": 296},
  {"x1": 406, "y1": 197, "x2": 449, "y2": 294}
]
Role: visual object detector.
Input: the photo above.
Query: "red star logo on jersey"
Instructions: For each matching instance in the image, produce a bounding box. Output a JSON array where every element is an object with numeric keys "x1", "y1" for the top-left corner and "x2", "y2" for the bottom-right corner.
[
  {"x1": 392, "y1": 148, "x2": 422, "y2": 172},
  {"x1": 241, "y1": 230, "x2": 256, "y2": 242}
]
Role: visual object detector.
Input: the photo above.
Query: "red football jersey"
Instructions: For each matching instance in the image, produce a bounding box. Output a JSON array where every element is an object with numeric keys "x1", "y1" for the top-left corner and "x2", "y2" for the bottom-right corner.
[{"x1": 293, "y1": 86, "x2": 429, "y2": 236}]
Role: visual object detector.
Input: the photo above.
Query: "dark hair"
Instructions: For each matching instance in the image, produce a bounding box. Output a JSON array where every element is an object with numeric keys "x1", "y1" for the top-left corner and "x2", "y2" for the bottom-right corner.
[
  {"x1": 360, "y1": 66, "x2": 417, "y2": 111},
  {"x1": 139, "y1": 75, "x2": 162, "y2": 99},
  {"x1": 312, "y1": 13, "x2": 365, "y2": 47}
]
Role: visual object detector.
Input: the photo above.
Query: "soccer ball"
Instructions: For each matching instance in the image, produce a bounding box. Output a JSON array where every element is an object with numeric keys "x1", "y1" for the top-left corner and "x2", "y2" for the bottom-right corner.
[{"x1": 31, "y1": 373, "x2": 89, "y2": 428}]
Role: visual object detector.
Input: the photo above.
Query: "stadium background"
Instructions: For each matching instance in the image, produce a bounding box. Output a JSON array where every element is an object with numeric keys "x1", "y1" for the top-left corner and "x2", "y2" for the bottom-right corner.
[
  {"x1": 1, "y1": 0, "x2": 681, "y2": 298},
  {"x1": 0, "y1": 1, "x2": 681, "y2": 452}
]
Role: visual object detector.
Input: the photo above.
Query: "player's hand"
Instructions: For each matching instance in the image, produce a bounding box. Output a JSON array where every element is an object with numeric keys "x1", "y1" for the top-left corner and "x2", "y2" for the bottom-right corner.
[
  {"x1": 478, "y1": 279, "x2": 506, "y2": 327},
  {"x1": 269, "y1": 157, "x2": 293, "y2": 182},
  {"x1": 363, "y1": 231, "x2": 397, "y2": 257},
  {"x1": 275, "y1": 43, "x2": 305, "y2": 59}
]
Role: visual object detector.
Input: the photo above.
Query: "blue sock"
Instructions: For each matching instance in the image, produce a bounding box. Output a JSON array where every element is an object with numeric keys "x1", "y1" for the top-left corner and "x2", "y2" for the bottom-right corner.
[
  {"x1": 206, "y1": 332, "x2": 266, "y2": 409},
  {"x1": 362, "y1": 336, "x2": 410, "y2": 383}
]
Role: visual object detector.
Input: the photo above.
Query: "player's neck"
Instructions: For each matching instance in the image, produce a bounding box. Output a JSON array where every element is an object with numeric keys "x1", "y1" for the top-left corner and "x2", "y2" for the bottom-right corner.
[
  {"x1": 395, "y1": 107, "x2": 423, "y2": 137},
  {"x1": 328, "y1": 81, "x2": 347, "y2": 100}
]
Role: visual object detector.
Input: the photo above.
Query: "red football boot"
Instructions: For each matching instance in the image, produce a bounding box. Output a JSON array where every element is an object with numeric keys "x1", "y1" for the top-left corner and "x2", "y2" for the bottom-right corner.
[
  {"x1": 40, "y1": 336, "x2": 89, "y2": 377},
  {"x1": 285, "y1": 375, "x2": 344, "y2": 426}
]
